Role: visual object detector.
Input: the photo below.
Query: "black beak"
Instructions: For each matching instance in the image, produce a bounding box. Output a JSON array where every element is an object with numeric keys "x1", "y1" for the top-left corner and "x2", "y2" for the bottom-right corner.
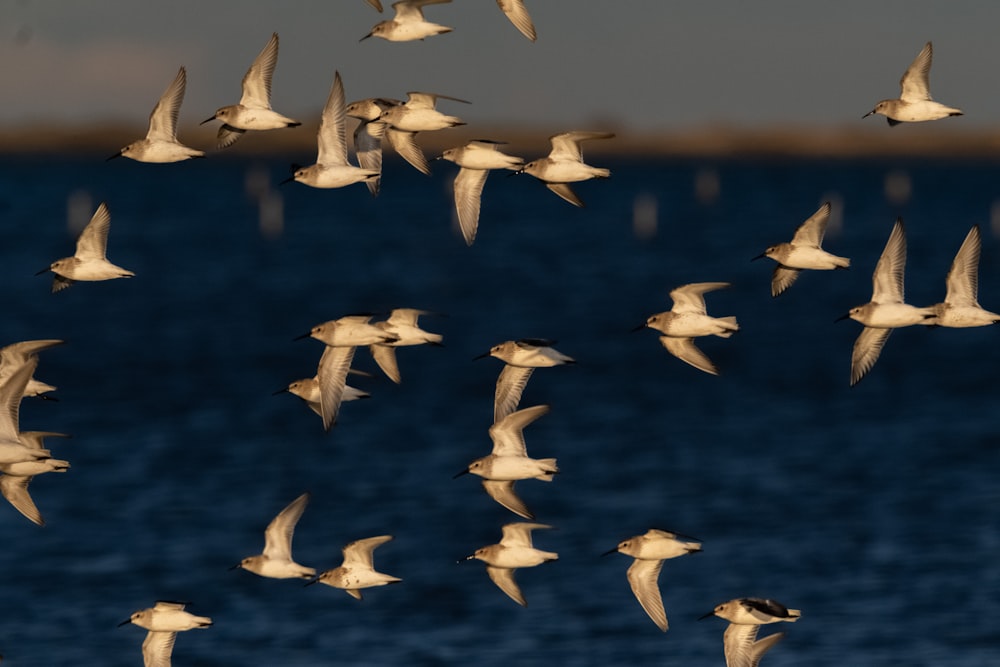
[
  {"x1": 35, "y1": 267, "x2": 51, "y2": 276},
  {"x1": 293, "y1": 332, "x2": 312, "y2": 341},
  {"x1": 630, "y1": 323, "x2": 647, "y2": 333},
  {"x1": 360, "y1": 32, "x2": 373, "y2": 42},
  {"x1": 600, "y1": 548, "x2": 619, "y2": 557},
  {"x1": 117, "y1": 618, "x2": 132, "y2": 627},
  {"x1": 279, "y1": 175, "x2": 296, "y2": 185},
  {"x1": 228, "y1": 563, "x2": 242, "y2": 571},
  {"x1": 200, "y1": 116, "x2": 216, "y2": 125},
  {"x1": 472, "y1": 351, "x2": 491, "y2": 360},
  {"x1": 304, "y1": 577, "x2": 319, "y2": 587},
  {"x1": 862, "y1": 109, "x2": 876, "y2": 119},
  {"x1": 751, "y1": 252, "x2": 767, "y2": 262},
  {"x1": 106, "y1": 152, "x2": 122, "y2": 161},
  {"x1": 697, "y1": 610, "x2": 717, "y2": 621},
  {"x1": 834, "y1": 312, "x2": 852, "y2": 323},
  {"x1": 452, "y1": 468, "x2": 470, "y2": 479},
  {"x1": 272, "y1": 387, "x2": 290, "y2": 396}
]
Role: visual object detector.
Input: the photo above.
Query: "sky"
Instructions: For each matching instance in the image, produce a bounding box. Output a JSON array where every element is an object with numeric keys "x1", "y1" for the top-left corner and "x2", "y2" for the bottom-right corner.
[{"x1": 0, "y1": 1, "x2": 999, "y2": 134}]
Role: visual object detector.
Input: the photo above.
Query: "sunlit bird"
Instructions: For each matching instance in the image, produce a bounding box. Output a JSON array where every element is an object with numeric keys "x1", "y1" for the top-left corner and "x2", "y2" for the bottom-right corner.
[{"x1": 863, "y1": 42, "x2": 963, "y2": 125}]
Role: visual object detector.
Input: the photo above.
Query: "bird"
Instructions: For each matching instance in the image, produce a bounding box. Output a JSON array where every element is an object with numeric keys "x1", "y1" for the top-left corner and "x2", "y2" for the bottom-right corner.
[
  {"x1": 465, "y1": 522, "x2": 557, "y2": 606},
  {"x1": 368, "y1": 308, "x2": 443, "y2": 384},
  {"x1": 929, "y1": 225, "x2": 1000, "y2": 327},
  {"x1": 455, "y1": 404, "x2": 557, "y2": 520},
  {"x1": 517, "y1": 131, "x2": 614, "y2": 207},
  {"x1": 863, "y1": 42, "x2": 963, "y2": 125},
  {"x1": 474, "y1": 338, "x2": 574, "y2": 423},
  {"x1": 0, "y1": 339, "x2": 64, "y2": 399},
  {"x1": 361, "y1": 0, "x2": 453, "y2": 42},
  {"x1": 232, "y1": 492, "x2": 315, "y2": 579},
  {"x1": 638, "y1": 282, "x2": 739, "y2": 375},
  {"x1": 286, "y1": 71, "x2": 380, "y2": 189},
  {"x1": 38, "y1": 202, "x2": 135, "y2": 292},
  {"x1": 275, "y1": 375, "x2": 370, "y2": 420},
  {"x1": 837, "y1": 218, "x2": 935, "y2": 386},
  {"x1": 439, "y1": 140, "x2": 525, "y2": 245},
  {"x1": 496, "y1": 0, "x2": 536, "y2": 41},
  {"x1": 602, "y1": 529, "x2": 701, "y2": 632},
  {"x1": 0, "y1": 431, "x2": 70, "y2": 526},
  {"x1": 700, "y1": 598, "x2": 800, "y2": 667},
  {"x1": 108, "y1": 66, "x2": 205, "y2": 162},
  {"x1": 753, "y1": 202, "x2": 850, "y2": 296},
  {"x1": 0, "y1": 357, "x2": 53, "y2": 468},
  {"x1": 119, "y1": 601, "x2": 212, "y2": 667},
  {"x1": 307, "y1": 535, "x2": 401, "y2": 599},
  {"x1": 201, "y1": 33, "x2": 301, "y2": 148},
  {"x1": 378, "y1": 91, "x2": 469, "y2": 133},
  {"x1": 345, "y1": 96, "x2": 429, "y2": 192},
  {"x1": 299, "y1": 314, "x2": 399, "y2": 348}
]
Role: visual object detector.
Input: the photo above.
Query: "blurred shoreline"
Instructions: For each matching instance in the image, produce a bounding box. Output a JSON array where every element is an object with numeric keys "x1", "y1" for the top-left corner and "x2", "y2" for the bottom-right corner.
[{"x1": 2, "y1": 122, "x2": 1000, "y2": 159}]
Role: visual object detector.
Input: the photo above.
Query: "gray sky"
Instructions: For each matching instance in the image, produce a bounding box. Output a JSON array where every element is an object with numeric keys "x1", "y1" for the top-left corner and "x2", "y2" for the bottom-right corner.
[{"x1": 0, "y1": 1, "x2": 997, "y2": 133}]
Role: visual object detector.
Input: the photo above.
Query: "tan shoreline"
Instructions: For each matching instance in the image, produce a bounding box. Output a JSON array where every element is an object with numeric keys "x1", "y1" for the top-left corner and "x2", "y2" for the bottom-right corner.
[{"x1": 2, "y1": 122, "x2": 999, "y2": 158}]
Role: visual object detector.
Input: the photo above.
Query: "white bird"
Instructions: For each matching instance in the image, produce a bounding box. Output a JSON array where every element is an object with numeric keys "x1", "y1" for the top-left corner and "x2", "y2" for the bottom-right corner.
[
  {"x1": 0, "y1": 431, "x2": 70, "y2": 527},
  {"x1": 930, "y1": 225, "x2": 1000, "y2": 327},
  {"x1": 465, "y1": 522, "x2": 558, "y2": 606},
  {"x1": 307, "y1": 535, "x2": 401, "y2": 599},
  {"x1": 838, "y1": 218, "x2": 935, "y2": 386},
  {"x1": 440, "y1": 140, "x2": 525, "y2": 245},
  {"x1": 119, "y1": 601, "x2": 212, "y2": 667},
  {"x1": 0, "y1": 357, "x2": 52, "y2": 468},
  {"x1": 455, "y1": 404, "x2": 556, "y2": 520},
  {"x1": 345, "y1": 96, "x2": 424, "y2": 192},
  {"x1": 753, "y1": 202, "x2": 850, "y2": 296},
  {"x1": 362, "y1": 0, "x2": 453, "y2": 42},
  {"x1": 497, "y1": 0, "x2": 536, "y2": 41},
  {"x1": 0, "y1": 339, "x2": 64, "y2": 399},
  {"x1": 603, "y1": 529, "x2": 702, "y2": 632},
  {"x1": 378, "y1": 91, "x2": 468, "y2": 133},
  {"x1": 275, "y1": 375, "x2": 370, "y2": 420},
  {"x1": 201, "y1": 33, "x2": 301, "y2": 148},
  {"x1": 233, "y1": 492, "x2": 315, "y2": 580},
  {"x1": 109, "y1": 67, "x2": 205, "y2": 162},
  {"x1": 518, "y1": 131, "x2": 614, "y2": 207},
  {"x1": 38, "y1": 202, "x2": 135, "y2": 292},
  {"x1": 287, "y1": 71, "x2": 380, "y2": 189},
  {"x1": 639, "y1": 282, "x2": 739, "y2": 376},
  {"x1": 368, "y1": 308, "x2": 443, "y2": 384},
  {"x1": 700, "y1": 598, "x2": 800, "y2": 667},
  {"x1": 475, "y1": 339, "x2": 574, "y2": 423},
  {"x1": 864, "y1": 42, "x2": 963, "y2": 125}
]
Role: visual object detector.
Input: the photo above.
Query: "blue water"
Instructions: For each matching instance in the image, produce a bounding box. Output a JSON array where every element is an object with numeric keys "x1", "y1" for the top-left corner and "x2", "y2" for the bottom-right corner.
[{"x1": 0, "y1": 153, "x2": 998, "y2": 666}]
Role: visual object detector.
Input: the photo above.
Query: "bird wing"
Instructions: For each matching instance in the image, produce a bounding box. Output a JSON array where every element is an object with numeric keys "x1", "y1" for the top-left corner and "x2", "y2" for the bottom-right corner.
[
  {"x1": 790, "y1": 201, "x2": 831, "y2": 247},
  {"x1": 485, "y1": 565, "x2": 525, "y2": 606},
  {"x1": 0, "y1": 355, "x2": 37, "y2": 443},
  {"x1": 482, "y1": 480, "x2": 533, "y2": 519},
  {"x1": 489, "y1": 404, "x2": 549, "y2": 456},
  {"x1": 871, "y1": 218, "x2": 907, "y2": 304},
  {"x1": 454, "y1": 167, "x2": 489, "y2": 246},
  {"x1": 660, "y1": 337, "x2": 719, "y2": 376},
  {"x1": 499, "y1": 521, "x2": 550, "y2": 547},
  {"x1": 850, "y1": 326, "x2": 892, "y2": 387},
  {"x1": 147, "y1": 67, "x2": 186, "y2": 142},
  {"x1": 669, "y1": 282, "x2": 730, "y2": 314},
  {"x1": 770, "y1": 265, "x2": 801, "y2": 297},
  {"x1": 385, "y1": 128, "x2": 430, "y2": 175},
  {"x1": 75, "y1": 202, "x2": 112, "y2": 261},
  {"x1": 354, "y1": 121, "x2": 385, "y2": 196},
  {"x1": 626, "y1": 558, "x2": 667, "y2": 632},
  {"x1": 493, "y1": 365, "x2": 534, "y2": 424},
  {"x1": 342, "y1": 534, "x2": 393, "y2": 567},
  {"x1": 0, "y1": 474, "x2": 42, "y2": 526},
  {"x1": 547, "y1": 131, "x2": 614, "y2": 161},
  {"x1": 497, "y1": 0, "x2": 536, "y2": 41},
  {"x1": 370, "y1": 344, "x2": 401, "y2": 384},
  {"x1": 317, "y1": 345, "x2": 357, "y2": 431},
  {"x1": 899, "y1": 41, "x2": 933, "y2": 102},
  {"x1": 262, "y1": 492, "x2": 310, "y2": 561},
  {"x1": 141, "y1": 630, "x2": 176, "y2": 667},
  {"x1": 943, "y1": 225, "x2": 981, "y2": 307},
  {"x1": 546, "y1": 183, "x2": 584, "y2": 207},
  {"x1": 239, "y1": 32, "x2": 278, "y2": 108},
  {"x1": 316, "y1": 71, "x2": 349, "y2": 166}
]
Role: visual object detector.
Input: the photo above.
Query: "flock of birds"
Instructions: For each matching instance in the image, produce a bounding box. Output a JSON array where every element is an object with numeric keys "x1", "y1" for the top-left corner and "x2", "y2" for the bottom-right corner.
[{"x1": 2, "y1": 3, "x2": 995, "y2": 665}]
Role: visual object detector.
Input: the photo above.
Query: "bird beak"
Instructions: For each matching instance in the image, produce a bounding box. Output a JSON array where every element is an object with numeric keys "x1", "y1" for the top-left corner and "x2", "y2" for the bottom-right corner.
[
  {"x1": 272, "y1": 387, "x2": 290, "y2": 396},
  {"x1": 600, "y1": 548, "x2": 619, "y2": 557},
  {"x1": 279, "y1": 175, "x2": 296, "y2": 185},
  {"x1": 751, "y1": 252, "x2": 767, "y2": 262},
  {"x1": 106, "y1": 152, "x2": 122, "y2": 161},
  {"x1": 472, "y1": 351, "x2": 491, "y2": 360},
  {"x1": 293, "y1": 332, "x2": 312, "y2": 341},
  {"x1": 452, "y1": 468, "x2": 470, "y2": 479},
  {"x1": 360, "y1": 32, "x2": 373, "y2": 42},
  {"x1": 228, "y1": 563, "x2": 242, "y2": 571},
  {"x1": 303, "y1": 577, "x2": 319, "y2": 587},
  {"x1": 35, "y1": 267, "x2": 51, "y2": 276},
  {"x1": 697, "y1": 610, "x2": 717, "y2": 621},
  {"x1": 117, "y1": 618, "x2": 133, "y2": 627},
  {"x1": 834, "y1": 312, "x2": 851, "y2": 323},
  {"x1": 200, "y1": 116, "x2": 216, "y2": 125},
  {"x1": 862, "y1": 109, "x2": 876, "y2": 119},
  {"x1": 630, "y1": 323, "x2": 647, "y2": 333},
  {"x1": 459, "y1": 554, "x2": 477, "y2": 562}
]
